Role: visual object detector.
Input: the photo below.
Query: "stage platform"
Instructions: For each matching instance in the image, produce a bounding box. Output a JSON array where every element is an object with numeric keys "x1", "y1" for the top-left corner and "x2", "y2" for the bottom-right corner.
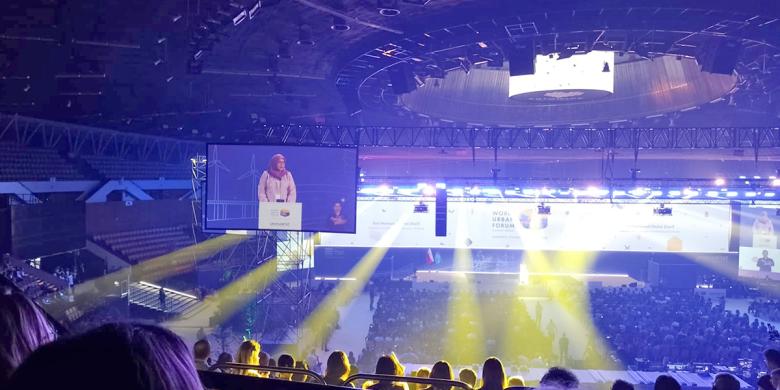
[{"x1": 413, "y1": 270, "x2": 640, "y2": 291}]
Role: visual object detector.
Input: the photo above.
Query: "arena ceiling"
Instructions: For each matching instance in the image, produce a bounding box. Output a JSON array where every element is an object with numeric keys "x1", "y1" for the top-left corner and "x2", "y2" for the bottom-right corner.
[{"x1": 1, "y1": 0, "x2": 779, "y2": 140}]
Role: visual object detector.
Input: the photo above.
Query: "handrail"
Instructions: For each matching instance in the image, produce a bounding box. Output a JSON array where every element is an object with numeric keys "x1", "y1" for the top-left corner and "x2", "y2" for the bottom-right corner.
[
  {"x1": 209, "y1": 363, "x2": 326, "y2": 384},
  {"x1": 344, "y1": 374, "x2": 472, "y2": 390}
]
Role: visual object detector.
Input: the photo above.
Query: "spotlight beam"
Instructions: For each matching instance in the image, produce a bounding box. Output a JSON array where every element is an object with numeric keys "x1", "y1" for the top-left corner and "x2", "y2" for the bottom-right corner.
[{"x1": 288, "y1": 213, "x2": 410, "y2": 356}]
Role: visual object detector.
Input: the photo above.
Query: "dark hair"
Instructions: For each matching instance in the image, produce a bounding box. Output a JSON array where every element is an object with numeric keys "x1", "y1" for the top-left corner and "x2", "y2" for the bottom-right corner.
[
  {"x1": 540, "y1": 367, "x2": 579, "y2": 389},
  {"x1": 655, "y1": 375, "x2": 682, "y2": 390},
  {"x1": 459, "y1": 368, "x2": 477, "y2": 388},
  {"x1": 758, "y1": 374, "x2": 773, "y2": 390},
  {"x1": 259, "y1": 351, "x2": 271, "y2": 366},
  {"x1": 766, "y1": 349, "x2": 780, "y2": 369},
  {"x1": 481, "y1": 357, "x2": 506, "y2": 390},
  {"x1": 713, "y1": 373, "x2": 740, "y2": 390},
  {"x1": 430, "y1": 361, "x2": 453, "y2": 380},
  {"x1": 612, "y1": 379, "x2": 635, "y2": 390},
  {"x1": 0, "y1": 291, "x2": 56, "y2": 384},
  {"x1": 278, "y1": 353, "x2": 295, "y2": 368},
  {"x1": 430, "y1": 361, "x2": 454, "y2": 390},
  {"x1": 325, "y1": 351, "x2": 350, "y2": 382},
  {"x1": 216, "y1": 352, "x2": 233, "y2": 365},
  {"x1": 375, "y1": 355, "x2": 400, "y2": 376},
  {"x1": 7, "y1": 322, "x2": 201, "y2": 390},
  {"x1": 193, "y1": 339, "x2": 210, "y2": 360}
]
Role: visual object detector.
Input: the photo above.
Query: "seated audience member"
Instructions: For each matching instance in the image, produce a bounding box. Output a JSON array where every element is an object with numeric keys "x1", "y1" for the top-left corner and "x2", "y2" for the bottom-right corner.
[
  {"x1": 539, "y1": 367, "x2": 578, "y2": 390},
  {"x1": 258, "y1": 351, "x2": 271, "y2": 378},
  {"x1": 236, "y1": 340, "x2": 262, "y2": 377},
  {"x1": 428, "y1": 361, "x2": 454, "y2": 390},
  {"x1": 654, "y1": 375, "x2": 681, "y2": 390},
  {"x1": 713, "y1": 373, "x2": 740, "y2": 390},
  {"x1": 459, "y1": 368, "x2": 477, "y2": 389},
  {"x1": 215, "y1": 352, "x2": 233, "y2": 373},
  {"x1": 479, "y1": 358, "x2": 506, "y2": 390},
  {"x1": 611, "y1": 379, "x2": 634, "y2": 390},
  {"x1": 292, "y1": 360, "x2": 310, "y2": 382},
  {"x1": 507, "y1": 376, "x2": 525, "y2": 387},
  {"x1": 0, "y1": 290, "x2": 57, "y2": 385},
  {"x1": 368, "y1": 355, "x2": 405, "y2": 390},
  {"x1": 416, "y1": 367, "x2": 432, "y2": 390},
  {"x1": 324, "y1": 351, "x2": 354, "y2": 387},
  {"x1": 193, "y1": 339, "x2": 211, "y2": 370},
  {"x1": 758, "y1": 375, "x2": 773, "y2": 390},
  {"x1": 762, "y1": 350, "x2": 780, "y2": 389},
  {"x1": 7, "y1": 323, "x2": 202, "y2": 390},
  {"x1": 278, "y1": 353, "x2": 296, "y2": 380},
  {"x1": 770, "y1": 368, "x2": 780, "y2": 390}
]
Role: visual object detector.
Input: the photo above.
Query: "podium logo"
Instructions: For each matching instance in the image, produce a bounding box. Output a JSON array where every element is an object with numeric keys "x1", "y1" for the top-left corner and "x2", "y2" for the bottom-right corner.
[{"x1": 279, "y1": 209, "x2": 290, "y2": 217}]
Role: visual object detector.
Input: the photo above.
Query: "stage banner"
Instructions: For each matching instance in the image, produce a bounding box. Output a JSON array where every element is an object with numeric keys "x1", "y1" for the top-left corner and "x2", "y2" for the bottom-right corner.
[{"x1": 319, "y1": 200, "x2": 731, "y2": 253}]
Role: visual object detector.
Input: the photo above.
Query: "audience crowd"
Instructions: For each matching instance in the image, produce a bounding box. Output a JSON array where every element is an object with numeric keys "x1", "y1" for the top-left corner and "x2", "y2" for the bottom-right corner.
[
  {"x1": 4, "y1": 275, "x2": 780, "y2": 390},
  {"x1": 590, "y1": 287, "x2": 776, "y2": 369},
  {"x1": 750, "y1": 298, "x2": 780, "y2": 323}
]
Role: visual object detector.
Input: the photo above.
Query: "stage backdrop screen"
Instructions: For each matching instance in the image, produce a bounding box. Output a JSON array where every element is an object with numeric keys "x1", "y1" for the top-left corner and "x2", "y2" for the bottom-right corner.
[
  {"x1": 738, "y1": 206, "x2": 780, "y2": 280},
  {"x1": 320, "y1": 200, "x2": 732, "y2": 252},
  {"x1": 205, "y1": 144, "x2": 357, "y2": 233}
]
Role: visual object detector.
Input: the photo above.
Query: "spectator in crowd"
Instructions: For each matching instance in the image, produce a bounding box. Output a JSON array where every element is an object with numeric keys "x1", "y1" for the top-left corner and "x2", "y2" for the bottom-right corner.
[
  {"x1": 215, "y1": 352, "x2": 233, "y2": 373},
  {"x1": 611, "y1": 379, "x2": 635, "y2": 390},
  {"x1": 654, "y1": 375, "x2": 681, "y2": 390},
  {"x1": 368, "y1": 355, "x2": 405, "y2": 390},
  {"x1": 415, "y1": 368, "x2": 432, "y2": 390},
  {"x1": 193, "y1": 339, "x2": 211, "y2": 370},
  {"x1": 770, "y1": 368, "x2": 780, "y2": 390},
  {"x1": 458, "y1": 368, "x2": 477, "y2": 389},
  {"x1": 0, "y1": 289, "x2": 57, "y2": 385},
  {"x1": 713, "y1": 373, "x2": 740, "y2": 390},
  {"x1": 758, "y1": 375, "x2": 773, "y2": 390},
  {"x1": 507, "y1": 376, "x2": 525, "y2": 387},
  {"x1": 6, "y1": 323, "x2": 202, "y2": 390},
  {"x1": 759, "y1": 349, "x2": 780, "y2": 389},
  {"x1": 428, "y1": 361, "x2": 454, "y2": 390},
  {"x1": 324, "y1": 351, "x2": 353, "y2": 387},
  {"x1": 479, "y1": 357, "x2": 506, "y2": 390},
  {"x1": 539, "y1": 367, "x2": 579, "y2": 390},
  {"x1": 236, "y1": 340, "x2": 262, "y2": 377},
  {"x1": 159, "y1": 286, "x2": 166, "y2": 311},
  {"x1": 292, "y1": 360, "x2": 310, "y2": 382},
  {"x1": 278, "y1": 353, "x2": 296, "y2": 380}
]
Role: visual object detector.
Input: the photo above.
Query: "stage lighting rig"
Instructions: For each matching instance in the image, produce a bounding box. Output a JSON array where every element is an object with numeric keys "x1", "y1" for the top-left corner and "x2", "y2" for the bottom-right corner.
[{"x1": 538, "y1": 203, "x2": 551, "y2": 215}]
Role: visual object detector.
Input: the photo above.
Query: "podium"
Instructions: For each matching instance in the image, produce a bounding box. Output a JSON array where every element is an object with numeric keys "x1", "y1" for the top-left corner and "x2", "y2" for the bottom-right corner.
[
  {"x1": 753, "y1": 233, "x2": 777, "y2": 249},
  {"x1": 258, "y1": 202, "x2": 302, "y2": 230}
]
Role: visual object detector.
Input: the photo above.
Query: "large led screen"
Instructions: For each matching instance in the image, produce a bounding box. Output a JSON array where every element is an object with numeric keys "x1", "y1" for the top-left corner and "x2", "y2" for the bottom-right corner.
[
  {"x1": 205, "y1": 144, "x2": 357, "y2": 233},
  {"x1": 739, "y1": 206, "x2": 780, "y2": 280}
]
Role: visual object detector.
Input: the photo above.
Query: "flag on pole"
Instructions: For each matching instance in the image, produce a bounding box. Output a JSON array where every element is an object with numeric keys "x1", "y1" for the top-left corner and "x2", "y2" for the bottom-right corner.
[{"x1": 425, "y1": 248, "x2": 434, "y2": 264}]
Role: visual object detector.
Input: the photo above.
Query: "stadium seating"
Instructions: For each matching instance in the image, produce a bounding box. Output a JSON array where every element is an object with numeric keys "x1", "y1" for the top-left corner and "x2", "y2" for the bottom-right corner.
[
  {"x1": 93, "y1": 226, "x2": 193, "y2": 263},
  {"x1": 0, "y1": 143, "x2": 85, "y2": 181},
  {"x1": 82, "y1": 155, "x2": 190, "y2": 180}
]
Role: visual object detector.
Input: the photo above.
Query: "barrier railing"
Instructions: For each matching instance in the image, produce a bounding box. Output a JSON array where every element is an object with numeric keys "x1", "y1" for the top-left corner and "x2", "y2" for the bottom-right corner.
[
  {"x1": 345, "y1": 373, "x2": 473, "y2": 390},
  {"x1": 208, "y1": 363, "x2": 326, "y2": 384}
]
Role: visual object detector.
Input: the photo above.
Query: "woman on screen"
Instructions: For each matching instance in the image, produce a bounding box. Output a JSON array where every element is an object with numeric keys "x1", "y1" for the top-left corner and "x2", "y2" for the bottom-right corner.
[
  {"x1": 258, "y1": 154, "x2": 296, "y2": 203},
  {"x1": 754, "y1": 211, "x2": 775, "y2": 236},
  {"x1": 327, "y1": 201, "x2": 348, "y2": 231}
]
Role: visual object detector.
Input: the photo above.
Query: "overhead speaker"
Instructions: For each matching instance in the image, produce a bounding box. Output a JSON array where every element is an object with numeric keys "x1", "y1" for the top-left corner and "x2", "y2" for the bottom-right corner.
[
  {"x1": 508, "y1": 40, "x2": 535, "y2": 76},
  {"x1": 696, "y1": 38, "x2": 742, "y2": 75},
  {"x1": 388, "y1": 62, "x2": 416, "y2": 94}
]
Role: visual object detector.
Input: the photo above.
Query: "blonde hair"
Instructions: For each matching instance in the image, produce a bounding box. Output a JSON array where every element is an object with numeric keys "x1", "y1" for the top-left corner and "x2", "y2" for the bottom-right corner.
[{"x1": 236, "y1": 340, "x2": 261, "y2": 376}]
